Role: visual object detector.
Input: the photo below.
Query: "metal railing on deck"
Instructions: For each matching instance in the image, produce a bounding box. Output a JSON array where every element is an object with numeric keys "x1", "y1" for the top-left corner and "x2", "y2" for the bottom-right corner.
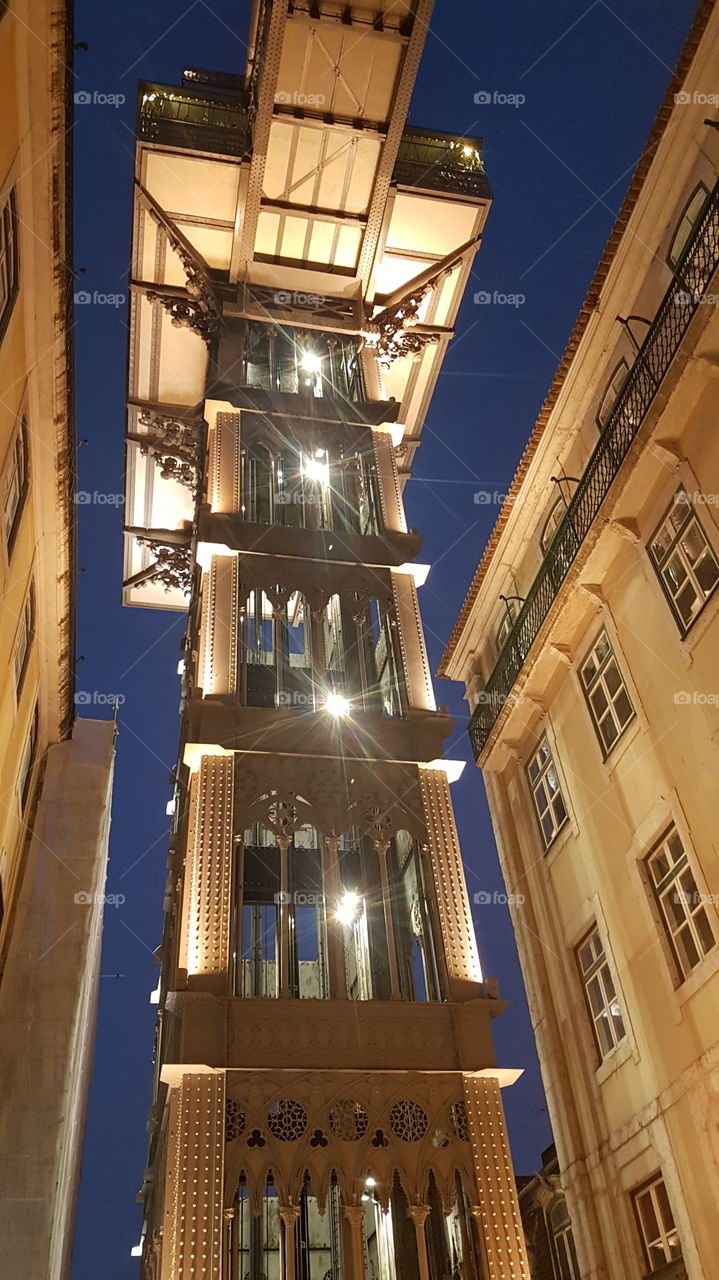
[
  {"x1": 138, "y1": 82, "x2": 250, "y2": 157},
  {"x1": 393, "y1": 128, "x2": 490, "y2": 200},
  {"x1": 469, "y1": 178, "x2": 719, "y2": 761}
]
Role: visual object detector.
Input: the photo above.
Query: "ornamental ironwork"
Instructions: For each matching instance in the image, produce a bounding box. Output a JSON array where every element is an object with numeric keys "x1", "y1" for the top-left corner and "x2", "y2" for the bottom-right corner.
[
  {"x1": 146, "y1": 290, "x2": 219, "y2": 341},
  {"x1": 226, "y1": 1099, "x2": 246, "y2": 1142},
  {"x1": 134, "y1": 411, "x2": 204, "y2": 494},
  {"x1": 329, "y1": 1100, "x2": 368, "y2": 1142},
  {"x1": 266, "y1": 1099, "x2": 308, "y2": 1142},
  {"x1": 135, "y1": 538, "x2": 193, "y2": 595},
  {"x1": 389, "y1": 1099, "x2": 428, "y2": 1142},
  {"x1": 469, "y1": 178, "x2": 719, "y2": 760},
  {"x1": 366, "y1": 287, "x2": 439, "y2": 367},
  {"x1": 139, "y1": 183, "x2": 221, "y2": 342}
]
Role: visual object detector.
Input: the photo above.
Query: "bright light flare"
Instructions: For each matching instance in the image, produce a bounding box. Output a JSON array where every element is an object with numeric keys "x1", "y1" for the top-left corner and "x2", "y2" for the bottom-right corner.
[
  {"x1": 300, "y1": 351, "x2": 322, "y2": 374},
  {"x1": 335, "y1": 890, "x2": 361, "y2": 927},
  {"x1": 302, "y1": 450, "x2": 329, "y2": 485},
  {"x1": 325, "y1": 692, "x2": 350, "y2": 717}
]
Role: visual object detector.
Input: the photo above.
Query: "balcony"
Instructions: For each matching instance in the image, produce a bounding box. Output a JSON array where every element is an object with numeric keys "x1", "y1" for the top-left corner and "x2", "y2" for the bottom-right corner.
[
  {"x1": 137, "y1": 81, "x2": 250, "y2": 157},
  {"x1": 393, "y1": 127, "x2": 491, "y2": 200},
  {"x1": 469, "y1": 178, "x2": 719, "y2": 761}
]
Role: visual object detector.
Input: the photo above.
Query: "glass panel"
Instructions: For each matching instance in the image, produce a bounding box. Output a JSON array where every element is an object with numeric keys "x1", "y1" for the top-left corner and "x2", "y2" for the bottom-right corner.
[
  {"x1": 694, "y1": 549, "x2": 719, "y2": 595},
  {"x1": 676, "y1": 924, "x2": 700, "y2": 972},
  {"x1": 637, "y1": 1189, "x2": 660, "y2": 1245},
  {"x1": 694, "y1": 908, "x2": 715, "y2": 955},
  {"x1": 614, "y1": 688, "x2": 633, "y2": 727},
  {"x1": 675, "y1": 579, "x2": 698, "y2": 623}
]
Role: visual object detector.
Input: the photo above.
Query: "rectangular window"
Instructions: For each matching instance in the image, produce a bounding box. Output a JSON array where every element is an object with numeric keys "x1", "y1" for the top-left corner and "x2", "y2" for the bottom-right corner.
[
  {"x1": 14, "y1": 580, "x2": 36, "y2": 697},
  {"x1": 579, "y1": 629, "x2": 634, "y2": 755},
  {"x1": 527, "y1": 736, "x2": 568, "y2": 848},
  {"x1": 646, "y1": 827, "x2": 715, "y2": 980},
  {"x1": 0, "y1": 187, "x2": 19, "y2": 341},
  {"x1": 632, "y1": 1175, "x2": 682, "y2": 1273},
  {"x1": 18, "y1": 703, "x2": 39, "y2": 812},
  {"x1": 3, "y1": 417, "x2": 30, "y2": 554},
  {"x1": 648, "y1": 492, "x2": 719, "y2": 634},
  {"x1": 576, "y1": 924, "x2": 626, "y2": 1058}
]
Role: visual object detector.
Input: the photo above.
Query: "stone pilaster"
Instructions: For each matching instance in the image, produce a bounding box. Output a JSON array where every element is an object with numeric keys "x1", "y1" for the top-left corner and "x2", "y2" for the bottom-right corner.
[
  {"x1": 464, "y1": 1074, "x2": 530, "y2": 1280},
  {"x1": 161, "y1": 1072, "x2": 225, "y2": 1280}
]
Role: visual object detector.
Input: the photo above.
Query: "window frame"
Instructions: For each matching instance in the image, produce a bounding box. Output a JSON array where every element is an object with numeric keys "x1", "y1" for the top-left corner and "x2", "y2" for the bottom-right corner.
[
  {"x1": 575, "y1": 923, "x2": 626, "y2": 1061},
  {"x1": 3, "y1": 416, "x2": 30, "y2": 556},
  {"x1": 540, "y1": 497, "x2": 566, "y2": 554},
  {"x1": 667, "y1": 181, "x2": 710, "y2": 271},
  {"x1": 631, "y1": 1174, "x2": 682, "y2": 1274},
  {"x1": 0, "y1": 186, "x2": 19, "y2": 344},
  {"x1": 526, "y1": 735, "x2": 568, "y2": 850},
  {"x1": 13, "y1": 578, "x2": 36, "y2": 700},
  {"x1": 596, "y1": 358, "x2": 630, "y2": 431},
  {"x1": 495, "y1": 597, "x2": 519, "y2": 656},
  {"x1": 647, "y1": 491, "x2": 719, "y2": 636},
  {"x1": 548, "y1": 1199, "x2": 580, "y2": 1280},
  {"x1": 579, "y1": 628, "x2": 635, "y2": 758},
  {"x1": 645, "y1": 825, "x2": 715, "y2": 982},
  {"x1": 18, "y1": 701, "x2": 39, "y2": 813}
]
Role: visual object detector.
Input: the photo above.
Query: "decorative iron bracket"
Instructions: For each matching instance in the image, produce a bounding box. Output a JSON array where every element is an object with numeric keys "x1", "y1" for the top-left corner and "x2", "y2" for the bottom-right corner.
[
  {"x1": 129, "y1": 536, "x2": 194, "y2": 596},
  {"x1": 128, "y1": 411, "x2": 205, "y2": 494},
  {"x1": 137, "y1": 182, "x2": 221, "y2": 342}
]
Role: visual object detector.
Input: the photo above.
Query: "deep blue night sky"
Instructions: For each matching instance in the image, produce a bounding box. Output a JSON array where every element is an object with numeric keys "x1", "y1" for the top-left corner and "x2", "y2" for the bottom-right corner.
[{"x1": 70, "y1": 2, "x2": 698, "y2": 1275}]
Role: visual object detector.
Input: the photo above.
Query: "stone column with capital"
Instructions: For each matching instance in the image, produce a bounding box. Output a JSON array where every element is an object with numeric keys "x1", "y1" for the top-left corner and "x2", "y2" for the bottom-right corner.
[
  {"x1": 463, "y1": 1074, "x2": 531, "y2": 1280},
  {"x1": 279, "y1": 1204, "x2": 301, "y2": 1280},
  {"x1": 343, "y1": 1204, "x2": 367, "y2": 1280},
  {"x1": 406, "y1": 1203, "x2": 431, "y2": 1280}
]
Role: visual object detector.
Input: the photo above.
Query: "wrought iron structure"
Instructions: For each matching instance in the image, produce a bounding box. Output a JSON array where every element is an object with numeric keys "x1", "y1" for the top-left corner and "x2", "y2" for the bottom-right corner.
[
  {"x1": 393, "y1": 127, "x2": 490, "y2": 200},
  {"x1": 469, "y1": 178, "x2": 719, "y2": 761}
]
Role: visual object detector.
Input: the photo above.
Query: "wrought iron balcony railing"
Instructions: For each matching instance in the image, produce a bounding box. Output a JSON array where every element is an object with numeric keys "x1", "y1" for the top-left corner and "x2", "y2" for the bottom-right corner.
[
  {"x1": 469, "y1": 178, "x2": 719, "y2": 761},
  {"x1": 138, "y1": 82, "x2": 250, "y2": 157},
  {"x1": 393, "y1": 128, "x2": 490, "y2": 200}
]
